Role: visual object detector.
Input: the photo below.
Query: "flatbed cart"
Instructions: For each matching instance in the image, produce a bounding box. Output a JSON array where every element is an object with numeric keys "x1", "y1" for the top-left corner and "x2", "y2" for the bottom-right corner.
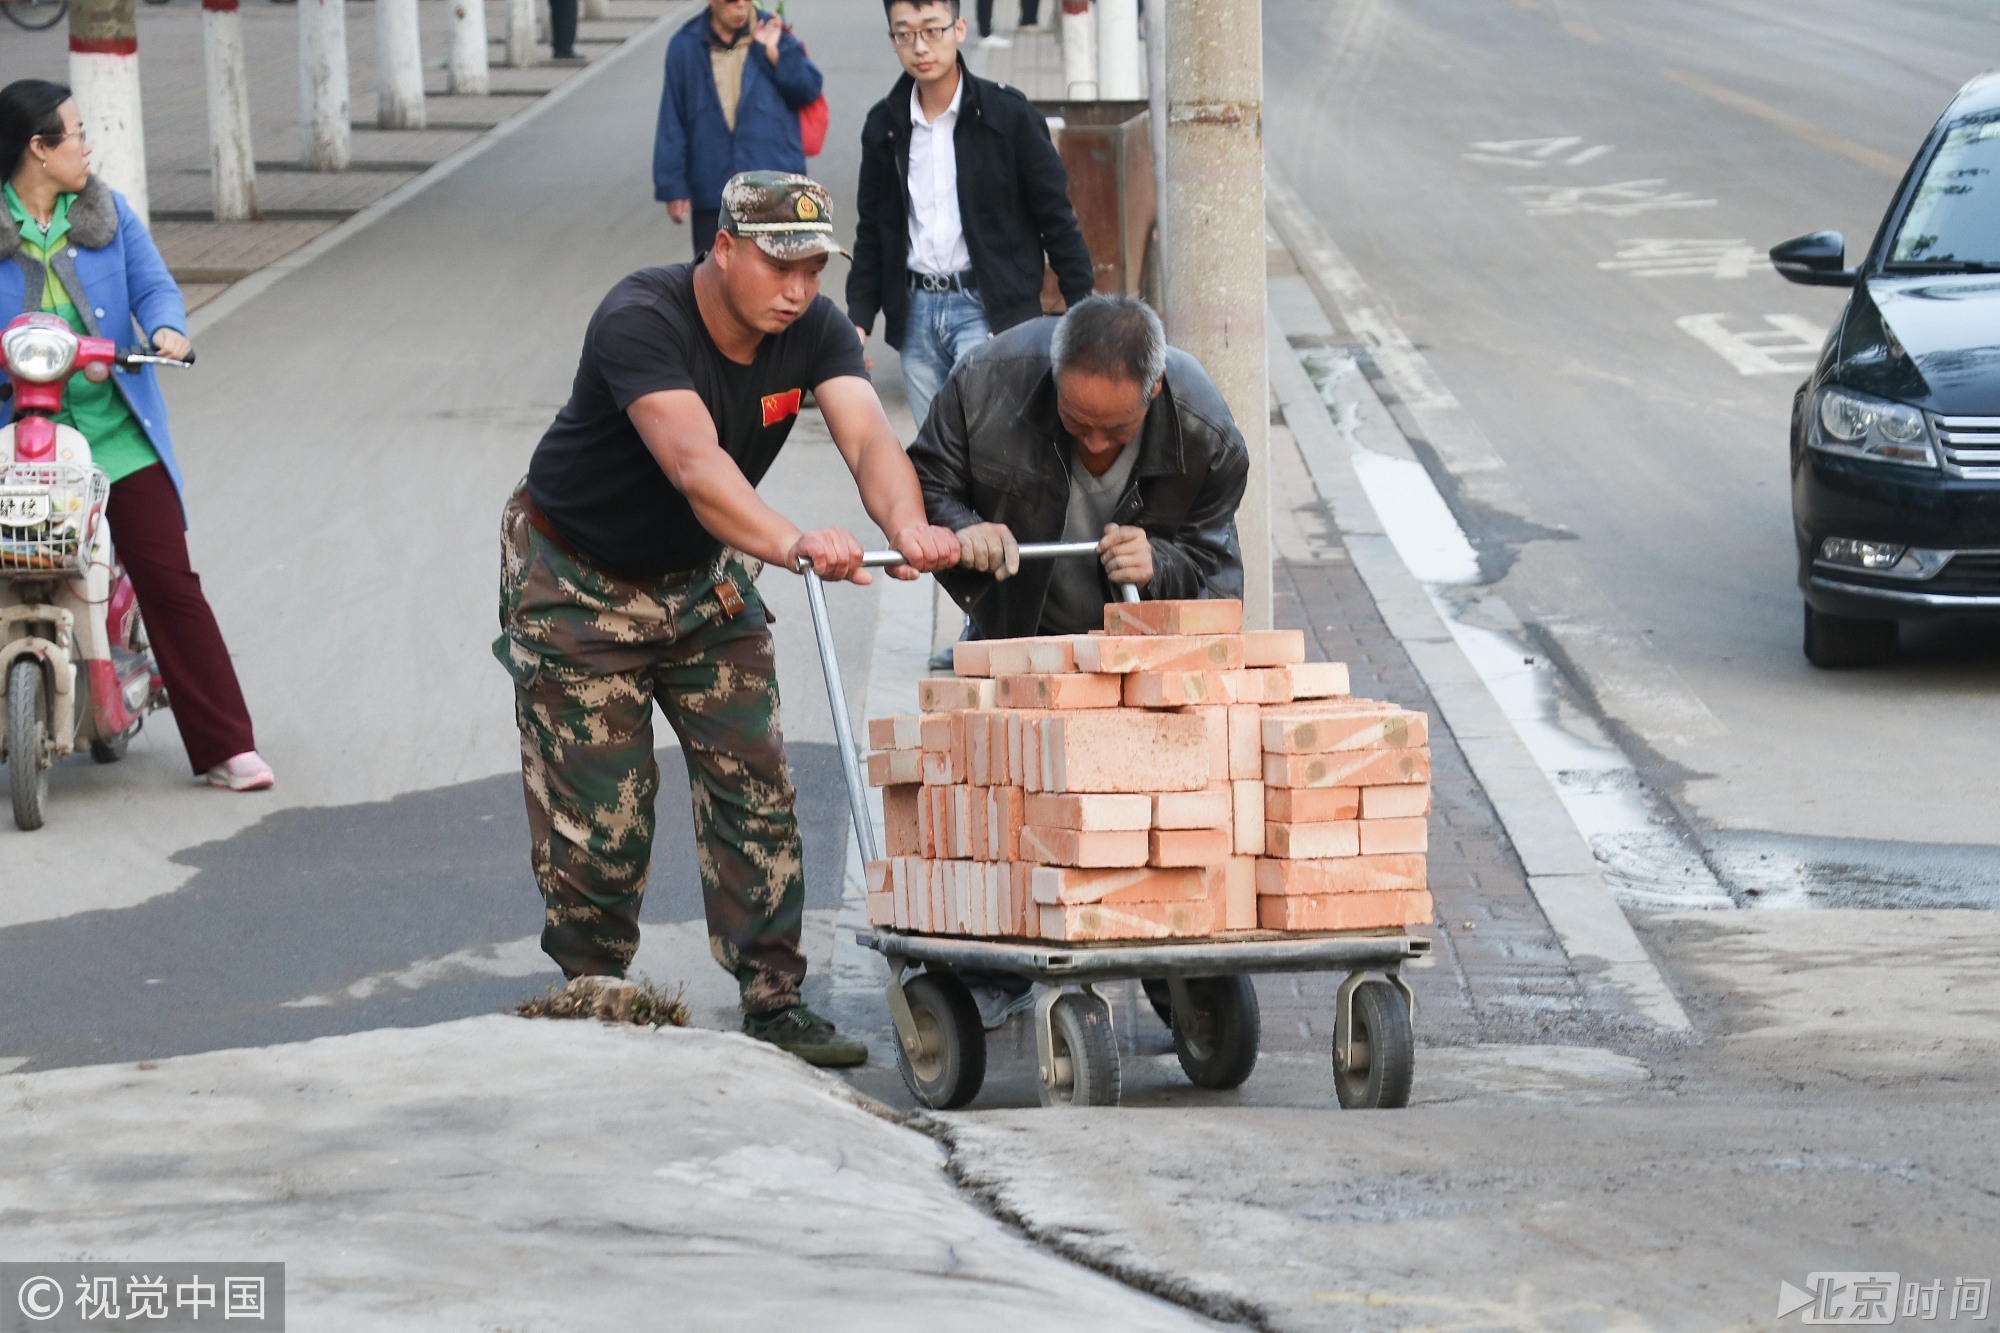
[{"x1": 799, "y1": 542, "x2": 1430, "y2": 1111}]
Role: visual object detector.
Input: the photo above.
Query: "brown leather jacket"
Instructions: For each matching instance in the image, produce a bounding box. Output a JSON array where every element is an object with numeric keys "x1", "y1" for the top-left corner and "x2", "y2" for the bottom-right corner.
[{"x1": 907, "y1": 317, "x2": 1248, "y2": 641}]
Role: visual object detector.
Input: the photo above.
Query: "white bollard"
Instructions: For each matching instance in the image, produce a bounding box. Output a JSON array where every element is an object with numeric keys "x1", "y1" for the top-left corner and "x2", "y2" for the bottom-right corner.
[
  {"x1": 68, "y1": 0, "x2": 150, "y2": 223},
  {"x1": 1095, "y1": 0, "x2": 1139, "y2": 99},
  {"x1": 506, "y1": 0, "x2": 537, "y2": 67},
  {"x1": 375, "y1": 0, "x2": 427, "y2": 129},
  {"x1": 298, "y1": 0, "x2": 352, "y2": 170},
  {"x1": 448, "y1": 0, "x2": 491, "y2": 95},
  {"x1": 201, "y1": 0, "x2": 258, "y2": 220},
  {"x1": 1060, "y1": 0, "x2": 1098, "y2": 99}
]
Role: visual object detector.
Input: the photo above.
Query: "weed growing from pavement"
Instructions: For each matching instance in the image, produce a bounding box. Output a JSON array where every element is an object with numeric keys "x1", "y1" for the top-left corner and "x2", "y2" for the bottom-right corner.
[{"x1": 515, "y1": 978, "x2": 691, "y2": 1028}]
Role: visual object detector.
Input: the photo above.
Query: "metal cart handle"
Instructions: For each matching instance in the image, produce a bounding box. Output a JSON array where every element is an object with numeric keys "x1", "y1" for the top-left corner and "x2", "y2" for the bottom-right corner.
[{"x1": 798, "y1": 540, "x2": 1141, "y2": 865}]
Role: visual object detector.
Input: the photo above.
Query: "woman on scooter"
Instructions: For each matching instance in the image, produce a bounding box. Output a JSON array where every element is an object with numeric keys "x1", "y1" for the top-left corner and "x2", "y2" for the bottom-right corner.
[{"x1": 0, "y1": 79, "x2": 272, "y2": 791}]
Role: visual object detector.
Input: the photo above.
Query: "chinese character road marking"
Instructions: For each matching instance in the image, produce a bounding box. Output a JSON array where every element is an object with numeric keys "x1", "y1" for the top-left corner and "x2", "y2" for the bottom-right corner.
[
  {"x1": 1463, "y1": 136, "x2": 1614, "y2": 168},
  {"x1": 1509, "y1": 179, "x2": 1718, "y2": 217},
  {"x1": 1677, "y1": 313, "x2": 1826, "y2": 376},
  {"x1": 1598, "y1": 238, "x2": 1771, "y2": 279}
]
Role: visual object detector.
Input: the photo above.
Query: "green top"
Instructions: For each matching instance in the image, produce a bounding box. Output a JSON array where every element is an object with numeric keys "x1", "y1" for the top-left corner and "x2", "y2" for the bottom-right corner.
[{"x1": 4, "y1": 182, "x2": 159, "y2": 483}]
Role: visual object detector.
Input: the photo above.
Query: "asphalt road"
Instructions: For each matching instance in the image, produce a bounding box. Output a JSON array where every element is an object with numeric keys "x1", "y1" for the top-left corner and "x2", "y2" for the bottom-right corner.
[{"x1": 1265, "y1": 0, "x2": 2000, "y2": 900}]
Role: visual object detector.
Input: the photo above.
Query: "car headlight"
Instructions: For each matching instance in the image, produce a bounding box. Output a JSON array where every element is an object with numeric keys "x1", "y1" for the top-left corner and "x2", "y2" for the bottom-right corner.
[
  {"x1": 2, "y1": 323, "x2": 78, "y2": 384},
  {"x1": 1811, "y1": 386, "x2": 1935, "y2": 467}
]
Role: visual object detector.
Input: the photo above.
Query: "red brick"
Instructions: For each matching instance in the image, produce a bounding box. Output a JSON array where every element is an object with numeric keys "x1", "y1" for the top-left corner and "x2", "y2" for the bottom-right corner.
[
  {"x1": 1006, "y1": 710, "x2": 1046, "y2": 791},
  {"x1": 1218, "y1": 857, "x2": 1258, "y2": 931},
  {"x1": 964, "y1": 712, "x2": 995, "y2": 786},
  {"x1": 1010, "y1": 862, "x2": 1033, "y2": 934},
  {"x1": 995, "y1": 673, "x2": 1124, "y2": 710},
  {"x1": 867, "y1": 715, "x2": 923, "y2": 750},
  {"x1": 1264, "y1": 819, "x2": 1360, "y2": 859},
  {"x1": 1150, "y1": 826, "x2": 1232, "y2": 867},
  {"x1": 890, "y1": 857, "x2": 918, "y2": 929},
  {"x1": 1261, "y1": 708, "x2": 1426, "y2": 754},
  {"x1": 1241, "y1": 630, "x2": 1307, "y2": 667},
  {"x1": 960, "y1": 787, "x2": 985, "y2": 859},
  {"x1": 1257, "y1": 889, "x2": 1433, "y2": 932},
  {"x1": 1283, "y1": 661, "x2": 1352, "y2": 699},
  {"x1": 1266, "y1": 786, "x2": 1360, "y2": 822},
  {"x1": 1022, "y1": 713, "x2": 1043, "y2": 792},
  {"x1": 921, "y1": 712, "x2": 965, "y2": 758},
  {"x1": 1124, "y1": 670, "x2": 1226, "y2": 708},
  {"x1": 1360, "y1": 816, "x2": 1429, "y2": 855},
  {"x1": 867, "y1": 749, "x2": 923, "y2": 787},
  {"x1": 1030, "y1": 863, "x2": 1209, "y2": 905},
  {"x1": 1255, "y1": 853, "x2": 1428, "y2": 896},
  {"x1": 921, "y1": 748, "x2": 964, "y2": 786},
  {"x1": 1038, "y1": 896, "x2": 1221, "y2": 940},
  {"x1": 929, "y1": 861, "x2": 949, "y2": 932},
  {"x1": 1262, "y1": 747, "x2": 1432, "y2": 789},
  {"x1": 1073, "y1": 634, "x2": 1245, "y2": 673},
  {"x1": 1219, "y1": 668, "x2": 1294, "y2": 705},
  {"x1": 1019, "y1": 825, "x2": 1150, "y2": 867},
  {"x1": 1037, "y1": 711, "x2": 1210, "y2": 793},
  {"x1": 882, "y1": 784, "x2": 922, "y2": 856},
  {"x1": 951, "y1": 640, "x2": 997, "y2": 678},
  {"x1": 919, "y1": 677, "x2": 996, "y2": 711},
  {"x1": 1152, "y1": 786, "x2": 1233, "y2": 829},
  {"x1": 1227, "y1": 704, "x2": 1262, "y2": 780},
  {"x1": 1231, "y1": 780, "x2": 1265, "y2": 855},
  {"x1": 1172, "y1": 705, "x2": 1231, "y2": 782},
  {"x1": 1024, "y1": 792, "x2": 1152, "y2": 830},
  {"x1": 1361, "y1": 783, "x2": 1432, "y2": 819},
  {"x1": 866, "y1": 892, "x2": 895, "y2": 926},
  {"x1": 988, "y1": 636, "x2": 1086, "y2": 676},
  {"x1": 1103, "y1": 599, "x2": 1244, "y2": 637}
]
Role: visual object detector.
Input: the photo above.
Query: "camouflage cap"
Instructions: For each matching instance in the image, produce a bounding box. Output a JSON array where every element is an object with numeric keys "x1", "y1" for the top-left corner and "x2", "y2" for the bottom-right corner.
[{"x1": 719, "y1": 171, "x2": 851, "y2": 261}]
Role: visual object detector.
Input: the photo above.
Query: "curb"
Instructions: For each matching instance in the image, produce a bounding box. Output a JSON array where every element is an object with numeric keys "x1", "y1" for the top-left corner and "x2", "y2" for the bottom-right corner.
[
  {"x1": 190, "y1": 3, "x2": 697, "y2": 338},
  {"x1": 1265, "y1": 179, "x2": 1694, "y2": 1034}
]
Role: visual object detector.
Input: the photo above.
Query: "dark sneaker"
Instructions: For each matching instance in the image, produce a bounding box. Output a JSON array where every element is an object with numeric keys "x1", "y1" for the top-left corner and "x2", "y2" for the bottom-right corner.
[{"x1": 742, "y1": 1004, "x2": 868, "y2": 1068}]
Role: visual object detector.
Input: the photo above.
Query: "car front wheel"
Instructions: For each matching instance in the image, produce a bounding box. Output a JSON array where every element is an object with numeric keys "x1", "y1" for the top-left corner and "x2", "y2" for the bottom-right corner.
[{"x1": 1803, "y1": 601, "x2": 1898, "y2": 668}]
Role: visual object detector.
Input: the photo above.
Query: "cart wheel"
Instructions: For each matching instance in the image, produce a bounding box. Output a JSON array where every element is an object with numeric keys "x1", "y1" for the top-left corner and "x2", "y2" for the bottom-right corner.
[
  {"x1": 895, "y1": 972, "x2": 986, "y2": 1110},
  {"x1": 8, "y1": 658, "x2": 49, "y2": 831},
  {"x1": 1334, "y1": 979, "x2": 1414, "y2": 1110},
  {"x1": 1038, "y1": 993, "x2": 1120, "y2": 1108},
  {"x1": 1172, "y1": 976, "x2": 1260, "y2": 1090},
  {"x1": 1140, "y1": 978, "x2": 1174, "y2": 1027}
]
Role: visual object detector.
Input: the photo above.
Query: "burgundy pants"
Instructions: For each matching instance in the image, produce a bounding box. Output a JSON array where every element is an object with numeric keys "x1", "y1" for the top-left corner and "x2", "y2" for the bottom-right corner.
[{"x1": 104, "y1": 463, "x2": 256, "y2": 773}]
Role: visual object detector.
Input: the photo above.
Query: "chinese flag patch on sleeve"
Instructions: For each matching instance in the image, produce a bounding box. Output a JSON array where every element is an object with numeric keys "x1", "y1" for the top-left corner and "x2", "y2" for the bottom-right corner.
[{"x1": 761, "y1": 388, "x2": 804, "y2": 427}]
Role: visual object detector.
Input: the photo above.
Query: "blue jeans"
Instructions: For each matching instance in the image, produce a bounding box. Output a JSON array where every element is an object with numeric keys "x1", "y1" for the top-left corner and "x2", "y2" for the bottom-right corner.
[{"x1": 899, "y1": 285, "x2": 991, "y2": 431}]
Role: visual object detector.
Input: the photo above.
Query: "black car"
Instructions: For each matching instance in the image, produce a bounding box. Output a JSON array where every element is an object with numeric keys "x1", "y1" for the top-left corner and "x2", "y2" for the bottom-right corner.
[{"x1": 1774, "y1": 71, "x2": 2000, "y2": 667}]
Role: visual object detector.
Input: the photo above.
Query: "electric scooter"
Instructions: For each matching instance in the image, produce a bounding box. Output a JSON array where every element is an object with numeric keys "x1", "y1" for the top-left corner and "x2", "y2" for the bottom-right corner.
[{"x1": 0, "y1": 311, "x2": 193, "y2": 830}]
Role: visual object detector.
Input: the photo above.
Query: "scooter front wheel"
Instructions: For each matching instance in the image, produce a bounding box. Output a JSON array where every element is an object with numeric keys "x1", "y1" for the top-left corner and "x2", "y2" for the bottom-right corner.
[{"x1": 7, "y1": 657, "x2": 49, "y2": 830}]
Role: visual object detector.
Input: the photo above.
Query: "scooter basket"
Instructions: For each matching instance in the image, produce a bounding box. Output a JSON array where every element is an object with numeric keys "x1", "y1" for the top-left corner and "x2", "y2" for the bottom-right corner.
[{"x1": 0, "y1": 461, "x2": 107, "y2": 574}]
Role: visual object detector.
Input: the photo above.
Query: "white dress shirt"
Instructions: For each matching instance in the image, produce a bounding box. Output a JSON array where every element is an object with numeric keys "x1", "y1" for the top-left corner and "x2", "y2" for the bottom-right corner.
[{"x1": 907, "y1": 77, "x2": 972, "y2": 277}]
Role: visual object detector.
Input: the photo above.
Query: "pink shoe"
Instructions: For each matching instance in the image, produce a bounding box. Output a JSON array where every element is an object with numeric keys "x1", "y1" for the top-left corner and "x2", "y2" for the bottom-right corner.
[{"x1": 206, "y1": 751, "x2": 274, "y2": 791}]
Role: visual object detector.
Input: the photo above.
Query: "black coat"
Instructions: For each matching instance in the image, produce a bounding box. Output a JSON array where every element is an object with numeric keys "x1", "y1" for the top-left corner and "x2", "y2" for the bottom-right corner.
[
  {"x1": 908, "y1": 318, "x2": 1248, "y2": 641},
  {"x1": 847, "y1": 64, "x2": 1095, "y2": 350}
]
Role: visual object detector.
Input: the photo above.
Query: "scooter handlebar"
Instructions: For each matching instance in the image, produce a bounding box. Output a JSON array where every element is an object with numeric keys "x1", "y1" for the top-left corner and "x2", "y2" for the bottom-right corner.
[{"x1": 116, "y1": 347, "x2": 195, "y2": 371}]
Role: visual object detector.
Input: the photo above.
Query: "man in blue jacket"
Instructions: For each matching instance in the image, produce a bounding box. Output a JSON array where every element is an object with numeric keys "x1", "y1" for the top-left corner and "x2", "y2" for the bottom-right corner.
[{"x1": 655, "y1": 0, "x2": 824, "y2": 257}]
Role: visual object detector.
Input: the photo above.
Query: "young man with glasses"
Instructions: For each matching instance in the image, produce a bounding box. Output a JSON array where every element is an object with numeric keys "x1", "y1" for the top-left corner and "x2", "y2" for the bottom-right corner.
[{"x1": 848, "y1": 0, "x2": 1094, "y2": 431}]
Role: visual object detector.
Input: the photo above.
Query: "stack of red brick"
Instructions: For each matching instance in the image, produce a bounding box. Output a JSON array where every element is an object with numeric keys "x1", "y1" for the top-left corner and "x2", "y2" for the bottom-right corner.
[{"x1": 861, "y1": 600, "x2": 1434, "y2": 942}]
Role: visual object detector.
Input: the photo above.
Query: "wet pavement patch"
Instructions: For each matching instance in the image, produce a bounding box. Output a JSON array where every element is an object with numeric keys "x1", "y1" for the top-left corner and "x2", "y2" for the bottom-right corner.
[{"x1": 0, "y1": 743, "x2": 848, "y2": 1071}]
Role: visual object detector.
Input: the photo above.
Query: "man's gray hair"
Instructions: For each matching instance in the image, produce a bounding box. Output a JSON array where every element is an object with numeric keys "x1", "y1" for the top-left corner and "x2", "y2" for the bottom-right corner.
[{"x1": 1050, "y1": 295, "x2": 1167, "y2": 398}]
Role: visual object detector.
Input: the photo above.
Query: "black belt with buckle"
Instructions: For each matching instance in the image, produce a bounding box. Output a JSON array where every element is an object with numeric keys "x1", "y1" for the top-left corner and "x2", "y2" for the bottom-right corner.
[{"x1": 909, "y1": 270, "x2": 976, "y2": 293}]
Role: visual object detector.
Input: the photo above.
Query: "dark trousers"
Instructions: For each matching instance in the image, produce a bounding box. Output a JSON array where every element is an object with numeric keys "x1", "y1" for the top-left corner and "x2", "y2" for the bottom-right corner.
[
  {"x1": 691, "y1": 209, "x2": 720, "y2": 258},
  {"x1": 548, "y1": 0, "x2": 577, "y2": 56},
  {"x1": 104, "y1": 463, "x2": 256, "y2": 773},
  {"x1": 1019, "y1": 0, "x2": 1038, "y2": 24},
  {"x1": 975, "y1": 0, "x2": 993, "y2": 34}
]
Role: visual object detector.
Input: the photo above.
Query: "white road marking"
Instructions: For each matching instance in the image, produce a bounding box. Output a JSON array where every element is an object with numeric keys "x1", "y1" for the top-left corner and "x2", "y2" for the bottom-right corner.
[
  {"x1": 1463, "y1": 136, "x2": 1614, "y2": 169},
  {"x1": 1677, "y1": 313, "x2": 1827, "y2": 375},
  {"x1": 1509, "y1": 179, "x2": 1717, "y2": 217},
  {"x1": 280, "y1": 935, "x2": 550, "y2": 1007},
  {"x1": 1598, "y1": 238, "x2": 1771, "y2": 279}
]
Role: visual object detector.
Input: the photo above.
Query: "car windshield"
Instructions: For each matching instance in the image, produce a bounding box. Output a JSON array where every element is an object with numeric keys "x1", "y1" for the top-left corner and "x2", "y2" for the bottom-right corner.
[{"x1": 1888, "y1": 114, "x2": 2000, "y2": 269}]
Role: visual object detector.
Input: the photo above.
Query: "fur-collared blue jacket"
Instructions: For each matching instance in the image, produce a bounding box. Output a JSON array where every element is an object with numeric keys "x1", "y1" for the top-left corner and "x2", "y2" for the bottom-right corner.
[
  {"x1": 0, "y1": 176, "x2": 188, "y2": 499},
  {"x1": 652, "y1": 8, "x2": 822, "y2": 211}
]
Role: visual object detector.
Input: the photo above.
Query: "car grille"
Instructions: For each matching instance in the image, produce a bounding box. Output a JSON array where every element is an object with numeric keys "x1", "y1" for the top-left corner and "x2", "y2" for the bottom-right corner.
[
  {"x1": 1932, "y1": 551, "x2": 2000, "y2": 594},
  {"x1": 1932, "y1": 415, "x2": 2000, "y2": 478}
]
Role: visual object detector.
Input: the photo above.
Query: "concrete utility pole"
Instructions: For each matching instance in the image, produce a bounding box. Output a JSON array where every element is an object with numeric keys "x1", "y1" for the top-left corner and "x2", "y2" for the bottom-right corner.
[
  {"x1": 1095, "y1": 0, "x2": 1140, "y2": 99},
  {"x1": 1161, "y1": 0, "x2": 1269, "y2": 628},
  {"x1": 299, "y1": 0, "x2": 352, "y2": 170},
  {"x1": 201, "y1": 0, "x2": 257, "y2": 220},
  {"x1": 376, "y1": 0, "x2": 427, "y2": 129},
  {"x1": 1146, "y1": 0, "x2": 1166, "y2": 254},
  {"x1": 1060, "y1": 0, "x2": 1097, "y2": 99},
  {"x1": 506, "y1": 0, "x2": 537, "y2": 68},
  {"x1": 68, "y1": 0, "x2": 149, "y2": 223},
  {"x1": 448, "y1": 0, "x2": 491, "y2": 95}
]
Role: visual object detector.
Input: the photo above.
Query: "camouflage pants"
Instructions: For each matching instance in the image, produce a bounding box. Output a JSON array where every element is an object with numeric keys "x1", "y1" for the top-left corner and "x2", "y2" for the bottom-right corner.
[{"x1": 494, "y1": 491, "x2": 806, "y2": 1012}]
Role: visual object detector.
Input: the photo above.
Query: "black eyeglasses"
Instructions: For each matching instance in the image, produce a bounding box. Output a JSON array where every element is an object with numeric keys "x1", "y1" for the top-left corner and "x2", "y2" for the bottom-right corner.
[{"x1": 889, "y1": 24, "x2": 953, "y2": 46}]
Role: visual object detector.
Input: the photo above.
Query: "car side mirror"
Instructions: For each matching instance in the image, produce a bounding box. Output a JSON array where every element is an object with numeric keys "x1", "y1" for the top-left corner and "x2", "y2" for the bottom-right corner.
[{"x1": 1771, "y1": 231, "x2": 1857, "y2": 287}]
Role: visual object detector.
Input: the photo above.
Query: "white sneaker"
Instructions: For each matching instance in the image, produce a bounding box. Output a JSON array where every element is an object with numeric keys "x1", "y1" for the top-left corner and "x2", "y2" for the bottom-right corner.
[
  {"x1": 206, "y1": 751, "x2": 274, "y2": 791},
  {"x1": 980, "y1": 33, "x2": 1012, "y2": 47}
]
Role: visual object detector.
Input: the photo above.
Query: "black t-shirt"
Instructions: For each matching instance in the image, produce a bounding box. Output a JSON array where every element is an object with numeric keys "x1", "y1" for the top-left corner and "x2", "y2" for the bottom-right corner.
[{"x1": 526, "y1": 263, "x2": 869, "y2": 576}]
